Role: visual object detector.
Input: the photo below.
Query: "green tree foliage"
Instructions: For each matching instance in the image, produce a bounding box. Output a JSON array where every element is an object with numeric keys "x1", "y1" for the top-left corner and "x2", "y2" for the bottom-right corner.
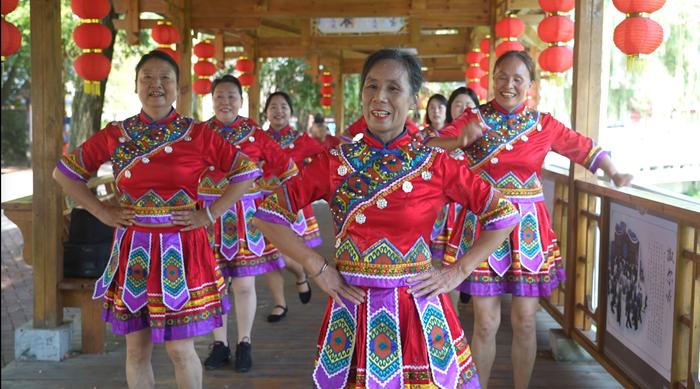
[{"x1": 258, "y1": 58, "x2": 321, "y2": 132}]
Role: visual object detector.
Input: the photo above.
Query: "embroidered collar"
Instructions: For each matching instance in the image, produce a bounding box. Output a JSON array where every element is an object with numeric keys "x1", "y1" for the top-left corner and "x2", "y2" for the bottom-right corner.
[
  {"x1": 363, "y1": 128, "x2": 411, "y2": 150},
  {"x1": 138, "y1": 107, "x2": 178, "y2": 126},
  {"x1": 268, "y1": 125, "x2": 300, "y2": 148},
  {"x1": 207, "y1": 116, "x2": 254, "y2": 145}
]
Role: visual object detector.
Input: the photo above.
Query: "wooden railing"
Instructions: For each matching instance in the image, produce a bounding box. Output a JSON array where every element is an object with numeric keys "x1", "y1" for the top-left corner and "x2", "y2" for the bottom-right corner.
[{"x1": 540, "y1": 167, "x2": 700, "y2": 389}]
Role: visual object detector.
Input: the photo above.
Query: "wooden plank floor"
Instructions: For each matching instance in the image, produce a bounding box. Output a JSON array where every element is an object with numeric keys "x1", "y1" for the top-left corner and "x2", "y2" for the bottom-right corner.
[{"x1": 1, "y1": 202, "x2": 622, "y2": 388}]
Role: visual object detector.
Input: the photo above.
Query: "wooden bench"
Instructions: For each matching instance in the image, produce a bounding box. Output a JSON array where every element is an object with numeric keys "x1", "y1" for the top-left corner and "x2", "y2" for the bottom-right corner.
[{"x1": 2, "y1": 175, "x2": 116, "y2": 354}]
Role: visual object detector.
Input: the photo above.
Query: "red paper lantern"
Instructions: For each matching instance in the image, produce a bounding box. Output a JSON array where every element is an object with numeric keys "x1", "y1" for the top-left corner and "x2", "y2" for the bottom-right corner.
[
  {"x1": 612, "y1": 0, "x2": 665, "y2": 13},
  {"x1": 1, "y1": 19, "x2": 21, "y2": 60},
  {"x1": 194, "y1": 60, "x2": 216, "y2": 77},
  {"x1": 235, "y1": 57, "x2": 254, "y2": 73},
  {"x1": 538, "y1": 45, "x2": 574, "y2": 73},
  {"x1": 496, "y1": 41, "x2": 525, "y2": 58},
  {"x1": 495, "y1": 16, "x2": 525, "y2": 39},
  {"x1": 194, "y1": 41, "x2": 215, "y2": 58},
  {"x1": 156, "y1": 47, "x2": 180, "y2": 63},
  {"x1": 480, "y1": 36, "x2": 491, "y2": 53},
  {"x1": 539, "y1": 0, "x2": 575, "y2": 13},
  {"x1": 1, "y1": 0, "x2": 19, "y2": 15},
  {"x1": 479, "y1": 56, "x2": 490, "y2": 72},
  {"x1": 238, "y1": 72, "x2": 254, "y2": 87},
  {"x1": 320, "y1": 96, "x2": 333, "y2": 107},
  {"x1": 71, "y1": 0, "x2": 110, "y2": 19},
  {"x1": 193, "y1": 79, "x2": 212, "y2": 95},
  {"x1": 466, "y1": 66, "x2": 486, "y2": 80},
  {"x1": 468, "y1": 82, "x2": 487, "y2": 102},
  {"x1": 73, "y1": 23, "x2": 112, "y2": 49},
  {"x1": 480, "y1": 74, "x2": 489, "y2": 89},
  {"x1": 320, "y1": 72, "x2": 333, "y2": 84},
  {"x1": 538, "y1": 15, "x2": 575, "y2": 43},
  {"x1": 613, "y1": 17, "x2": 664, "y2": 55},
  {"x1": 74, "y1": 52, "x2": 111, "y2": 81},
  {"x1": 465, "y1": 51, "x2": 485, "y2": 64},
  {"x1": 320, "y1": 85, "x2": 334, "y2": 96},
  {"x1": 152, "y1": 21, "x2": 180, "y2": 46}
]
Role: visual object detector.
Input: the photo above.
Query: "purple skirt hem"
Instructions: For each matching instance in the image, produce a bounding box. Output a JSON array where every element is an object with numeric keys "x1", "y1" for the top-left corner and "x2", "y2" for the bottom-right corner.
[
  {"x1": 304, "y1": 235, "x2": 323, "y2": 248},
  {"x1": 101, "y1": 295, "x2": 231, "y2": 343},
  {"x1": 220, "y1": 259, "x2": 286, "y2": 278},
  {"x1": 459, "y1": 267, "x2": 566, "y2": 297}
]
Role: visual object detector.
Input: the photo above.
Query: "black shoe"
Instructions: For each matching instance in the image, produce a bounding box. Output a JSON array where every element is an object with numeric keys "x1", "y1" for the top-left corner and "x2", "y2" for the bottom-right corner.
[
  {"x1": 459, "y1": 292, "x2": 472, "y2": 304},
  {"x1": 203, "y1": 341, "x2": 231, "y2": 370},
  {"x1": 235, "y1": 341, "x2": 252, "y2": 373},
  {"x1": 266, "y1": 304, "x2": 288, "y2": 323},
  {"x1": 296, "y1": 277, "x2": 312, "y2": 304}
]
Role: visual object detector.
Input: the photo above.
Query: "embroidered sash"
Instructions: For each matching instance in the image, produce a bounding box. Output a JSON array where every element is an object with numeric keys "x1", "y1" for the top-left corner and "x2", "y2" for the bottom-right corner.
[
  {"x1": 488, "y1": 238, "x2": 513, "y2": 277},
  {"x1": 366, "y1": 288, "x2": 403, "y2": 388},
  {"x1": 122, "y1": 231, "x2": 152, "y2": 312},
  {"x1": 242, "y1": 197, "x2": 265, "y2": 256},
  {"x1": 414, "y1": 295, "x2": 460, "y2": 389},
  {"x1": 431, "y1": 205, "x2": 449, "y2": 241},
  {"x1": 220, "y1": 206, "x2": 239, "y2": 260},
  {"x1": 291, "y1": 210, "x2": 308, "y2": 236},
  {"x1": 160, "y1": 233, "x2": 190, "y2": 311},
  {"x1": 516, "y1": 203, "x2": 545, "y2": 273},
  {"x1": 456, "y1": 212, "x2": 479, "y2": 259},
  {"x1": 93, "y1": 227, "x2": 126, "y2": 299},
  {"x1": 313, "y1": 297, "x2": 358, "y2": 389}
]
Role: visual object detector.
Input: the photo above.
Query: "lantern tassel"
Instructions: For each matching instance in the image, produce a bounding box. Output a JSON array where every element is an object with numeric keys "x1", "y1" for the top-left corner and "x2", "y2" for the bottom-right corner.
[
  {"x1": 83, "y1": 80, "x2": 101, "y2": 96},
  {"x1": 626, "y1": 54, "x2": 645, "y2": 74}
]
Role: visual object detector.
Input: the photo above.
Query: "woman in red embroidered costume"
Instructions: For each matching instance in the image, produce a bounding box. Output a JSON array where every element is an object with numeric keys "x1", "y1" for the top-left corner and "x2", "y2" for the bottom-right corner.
[
  {"x1": 310, "y1": 113, "x2": 342, "y2": 150},
  {"x1": 433, "y1": 51, "x2": 633, "y2": 388},
  {"x1": 262, "y1": 91, "x2": 326, "y2": 322},
  {"x1": 53, "y1": 51, "x2": 260, "y2": 389},
  {"x1": 252, "y1": 49, "x2": 521, "y2": 389},
  {"x1": 198, "y1": 75, "x2": 299, "y2": 372}
]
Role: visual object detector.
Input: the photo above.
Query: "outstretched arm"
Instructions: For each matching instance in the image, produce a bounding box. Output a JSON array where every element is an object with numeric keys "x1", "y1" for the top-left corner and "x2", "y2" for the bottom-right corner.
[{"x1": 597, "y1": 155, "x2": 633, "y2": 187}]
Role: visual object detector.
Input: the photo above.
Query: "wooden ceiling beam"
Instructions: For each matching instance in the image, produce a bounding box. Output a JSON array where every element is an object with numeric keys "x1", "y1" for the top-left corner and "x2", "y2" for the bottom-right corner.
[
  {"x1": 342, "y1": 55, "x2": 463, "y2": 73},
  {"x1": 423, "y1": 68, "x2": 466, "y2": 82},
  {"x1": 124, "y1": 0, "x2": 489, "y2": 18}
]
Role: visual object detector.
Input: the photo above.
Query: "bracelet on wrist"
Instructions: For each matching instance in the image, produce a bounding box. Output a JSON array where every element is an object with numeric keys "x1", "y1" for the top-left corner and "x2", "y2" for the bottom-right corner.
[
  {"x1": 205, "y1": 206, "x2": 216, "y2": 224},
  {"x1": 309, "y1": 258, "x2": 329, "y2": 279}
]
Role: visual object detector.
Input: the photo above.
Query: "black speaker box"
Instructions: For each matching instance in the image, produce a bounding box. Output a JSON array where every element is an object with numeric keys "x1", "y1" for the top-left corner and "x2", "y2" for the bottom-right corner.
[{"x1": 63, "y1": 208, "x2": 115, "y2": 278}]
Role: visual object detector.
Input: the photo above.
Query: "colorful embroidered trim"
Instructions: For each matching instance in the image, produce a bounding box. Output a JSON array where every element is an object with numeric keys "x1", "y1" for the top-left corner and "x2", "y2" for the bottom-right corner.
[
  {"x1": 242, "y1": 197, "x2": 265, "y2": 257},
  {"x1": 366, "y1": 288, "x2": 404, "y2": 388},
  {"x1": 478, "y1": 191, "x2": 520, "y2": 231},
  {"x1": 331, "y1": 141, "x2": 435, "y2": 238},
  {"x1": 517, "y1": 202, "x2": 545, "y2": 273},
  {"x1": 114, "y1": 114, "x2": 194, "y2": 179},
  {"x1": 160, "y1": 233, "x2": 190, "y2": 311},
  {"x1": 206, "y1": 117, "x2": 255, "y2": 145},
  {"x1": 313, "y1": 297, "x2": 358, "y2": 389},
  {"x1": 268, "y1": 125, "x2": 301, "y2": 149},
  {"x1": 122, "y1": 231, "x2": 152, "y2": 313},
  {"x1": 468, "y1": 102, "x2": 540, "y2": 169},
  {"x1": 480, "y1": 171, "x2": 544, "y2": 202},
  {"x1": 57, "y1": 148, "x2": 91, "y2": 182},
  {"x1": 414, "y1": 294, "x2": 460, "y2": 389},
  {"x1": 93, "y1": 227, "x2": 126, "y2": 299},
  {"x1": 336, "y1": 237, "x2": 433, "y2": 288},
  {"x1": 220, "y1": 205, "x2": 239, "y2": 260}
]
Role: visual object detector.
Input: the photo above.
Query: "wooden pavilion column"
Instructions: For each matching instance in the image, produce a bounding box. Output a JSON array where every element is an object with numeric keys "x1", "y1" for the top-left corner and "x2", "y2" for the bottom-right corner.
[
  {"x1": 563, "y1": 0, "x2": 606, "y2": 336},
  {"x1": 174, "y1": 0, "x2": 192, "y2": 116},
  {"x1": 30, "y1": 0, "x2": 65, "y2": 328},
  {"x1": 334, "y1": 72, "x2": 345, "y2": 135},
  {"x1": 248, "y1": 50, "x2": 261, "y2": 123}
]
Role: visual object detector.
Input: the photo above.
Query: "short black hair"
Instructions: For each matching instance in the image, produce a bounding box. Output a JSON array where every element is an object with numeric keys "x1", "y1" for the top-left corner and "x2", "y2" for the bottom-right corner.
[
  {"x1": 135, "y1": 50, "x2": 180, "y2": 85},
  {"x1": 264, "y1": 91, "x2": 294, "y2": 115},
  {"x1": 313, "y1": 113, "x2": 324, "y2": 124},
  {"x1": 212, "y1": 75, "x2": 243, "y2": 97},
  {"x1": 360, "y1": 49, "x2": 423, "y2": 97},
  {"x1": 424, "y1": 93, "x2": 447, "y2": 128},
  {"x1": 446, "y1": 87, "x2": 480, "y2": 123},
  {"x1": 494, "y1": 50, "x2": 536, "y2": 81}
]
